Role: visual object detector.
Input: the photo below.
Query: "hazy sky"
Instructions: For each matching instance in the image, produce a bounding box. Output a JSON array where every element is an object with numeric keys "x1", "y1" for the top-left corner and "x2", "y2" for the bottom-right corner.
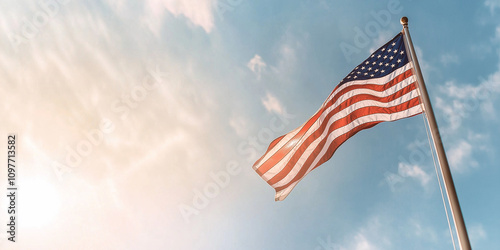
[{"x1": 1, "y1": 0, "x2": 499, "y2": 249}]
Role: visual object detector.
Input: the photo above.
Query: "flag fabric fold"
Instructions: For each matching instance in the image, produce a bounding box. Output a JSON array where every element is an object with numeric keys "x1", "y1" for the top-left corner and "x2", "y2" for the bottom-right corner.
[{"x1": 253, "y1": 32, "x2": 423, "y2": 201}]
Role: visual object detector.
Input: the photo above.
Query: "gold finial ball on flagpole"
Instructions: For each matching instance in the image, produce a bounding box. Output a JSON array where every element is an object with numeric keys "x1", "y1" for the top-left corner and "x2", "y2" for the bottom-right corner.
[{"x1": 400, "y1": 16, "x2": 408, "y2": 25}]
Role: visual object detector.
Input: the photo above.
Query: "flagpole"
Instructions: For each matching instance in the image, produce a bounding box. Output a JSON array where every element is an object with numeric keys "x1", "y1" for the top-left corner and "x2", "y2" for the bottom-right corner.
[{"x1": 400, "y1": 17, "x2": 471, "y2": 250}]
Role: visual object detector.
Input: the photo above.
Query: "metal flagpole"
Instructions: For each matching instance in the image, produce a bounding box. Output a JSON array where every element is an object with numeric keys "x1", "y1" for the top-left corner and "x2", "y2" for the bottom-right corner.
[{"x1": 400, "y1": 17, "x2": 471, "y2": 250}]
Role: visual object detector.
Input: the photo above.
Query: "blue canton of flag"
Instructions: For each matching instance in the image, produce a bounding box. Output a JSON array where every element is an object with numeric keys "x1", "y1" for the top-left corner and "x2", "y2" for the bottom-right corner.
[{"x1": 340, "y1": 33, "x2": 408, "y2": 85}]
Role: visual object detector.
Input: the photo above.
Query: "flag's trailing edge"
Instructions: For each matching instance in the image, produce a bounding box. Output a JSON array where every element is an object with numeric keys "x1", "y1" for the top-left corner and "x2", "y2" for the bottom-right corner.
[{"x1": 253, "y1": 32, "x2": 423, "y2": 201}]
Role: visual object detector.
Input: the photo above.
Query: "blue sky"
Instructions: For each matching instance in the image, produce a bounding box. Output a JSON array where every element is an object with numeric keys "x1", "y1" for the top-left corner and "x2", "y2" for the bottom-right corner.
[{"x1": 0, "y1": 0, "x2": 499, "y2": 249}]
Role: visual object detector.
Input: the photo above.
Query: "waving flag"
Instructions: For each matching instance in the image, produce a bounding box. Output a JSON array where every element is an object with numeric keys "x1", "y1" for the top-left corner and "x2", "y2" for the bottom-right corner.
[{"x1": 253, "y1": 32, "x2": 423, "y2": 201}]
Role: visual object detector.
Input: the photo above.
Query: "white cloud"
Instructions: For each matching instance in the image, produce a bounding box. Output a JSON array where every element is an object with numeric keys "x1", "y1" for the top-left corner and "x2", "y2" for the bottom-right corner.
[
  {"x1": 467, "y1": 131, "x2": 491, "y2": 152},
  {"x1": 247, "y1": 54, "x2": 267, "y2": 80},
  {"x1": 440, "y1": 80, "x2": 498, "y2": 100},
  {"x1": 144, "y1": 0, "x2": 216, "y2": 34},
  {"x1": 229, "y1": 115, "x2": 250, "y2": 137},
  {"x1": 321, "y1": 217, "x2": 386, "y2": 250},
  {"x1": 448, "y1": 140, "x2": 477, "y2": 173},
  {"x1": 434, "y1": 96, "x2": 464, "y2": 132},
  {"x1": 435, "y1": 77, "x2": 500, "y2": 132},
  {"x1": 384, "y1": 162, "x2": 431, "y2": 192},
  {"x1": 425, "y1": 77, "x2": 496, "y2": 175},
  {"x1": 368, "y1": 31, "x2": 393, "y2": 54},
  {"x1": 384, "y1": 172, "x2": 405, "y2": 191},
  {"x1": 414, "y1": 46, "x2": 433, "y2": 76},
  {"x1": 469, "y1": 223, "x2": 487, "y2": 243},
  {"x1": 408, "y1": 219, "x2": 438, "y2": 242},
  {"x1": 275, "y1": 43, "x2": 298, "y2": 74},
  {"x1": 495, "y1": 25, "x2": 500, "y2": 41},
  {"x1": 479, "y1": 65, "x2": 500, "y2": 95},
  {"x1": 485, "y1": 0, "x2": 500, "y2": 14},
  {"x1": 316, "y1": 213, "x2": 450, "y2": 249},
  {"x1": 261, "y1": 92, "x2": 285, "y2": 115},
  {"x1": 268, "y1": 28, "x2": 305, "y2": 82},
  {"x1": 440, "y1": 53, "x2": 459, "y2": 66},
  {"x1": 352, "y1": 233, "x2": 379, "y2": 250},
  {"x1": 398, "y1": 162, "x2": 431, "y2": 187}
]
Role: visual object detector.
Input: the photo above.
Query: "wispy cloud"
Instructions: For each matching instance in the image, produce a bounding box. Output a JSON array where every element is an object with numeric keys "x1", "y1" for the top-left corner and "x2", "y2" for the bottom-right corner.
[
  {"x1": 385, "y1": 162, "x2": 431, "y2": 192},
  {"x1": 429, "y1": 49, "x2": 500, "y2": 176},
  {"x1": 368, "y1": 31, "x2": 393, "y2": 54},
  {"x1": 469, "y1": 223, "x2": 487, "y2": 243},
  {"x1": 434, "y1": 96, "x2": 464, "y2": 132},
  {"x1": 273, "y1": 42, "x2": 299, "y2": 77},
  {"x1": 408, "y1": 219, "x2": 438, "y2": 243},
  {"x1": 0, "y1": 2, "x2": 226, "y2": 247},
  {"x1": 435, "y1": 77, "x2": 500, "y2": 133},
  {"x1": 229, "y1": 115, "x2": 250, "y2": 137},
  {"x1": 318, "y1": 217, "x2": 386, "y2": 250},
  {"x1": 247, "y1": 54, "x2": 267, "y2": 80},
  {"x1": 435, "y1": 24, "x2": 500, "y2": 125},
  {"x1": 143, "y1": 0, "x2": 216, "y2": 34},
  {"x1": 448, "y1": 140, "x2": 477, "y2": 173},
  {"x1": 414, "y1": 46, "x2": 433, "y2": 76},
  {"x1": 261, "y1": 92, "x2": 285, "y2": 115},
  {"x1": 316, "y1": 212, "x2": 453, "y2": 250},
  {"x1": 267, "y1": 28, "x2": 305, "y2": 83},
  {"x1": 440, "y1": 53, "x2": 460, "y2": 66},
  {"x1": 485, "y1": 0, "x2": 500, "y2": 14},
  {"x1": 398, "y1": 162, "x2": 431, "y2": 187},
  {"x1": 351, "y1": 233, "x2": 379, "y2": 250}
]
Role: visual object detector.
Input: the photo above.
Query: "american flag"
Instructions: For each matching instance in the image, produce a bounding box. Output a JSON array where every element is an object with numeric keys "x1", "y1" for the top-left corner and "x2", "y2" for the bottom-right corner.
[{"x1": 253, "y1": 32, "x2": 423, "y2": 201}]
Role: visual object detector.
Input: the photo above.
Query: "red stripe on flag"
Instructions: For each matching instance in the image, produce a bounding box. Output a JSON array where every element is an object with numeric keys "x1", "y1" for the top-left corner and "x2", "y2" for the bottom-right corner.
[
  {"x1": 270, "y1": 82, "x2": 418, "y2": 179},
  {"x1": 254, "y1": 69, "x2": 413, "y2": 175},
  {"x1": 274, "y1": 121, "x2": 380, "y2": 193},
  {"x1": 274, "y1": 96, "x2": 422, "y2": 192},
  {"x1": 269, "y1": 95, "x2": 421, "y2": 187},
  {"x1": 254, "y1": 111, "x2": 322, "y2": 175}
]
